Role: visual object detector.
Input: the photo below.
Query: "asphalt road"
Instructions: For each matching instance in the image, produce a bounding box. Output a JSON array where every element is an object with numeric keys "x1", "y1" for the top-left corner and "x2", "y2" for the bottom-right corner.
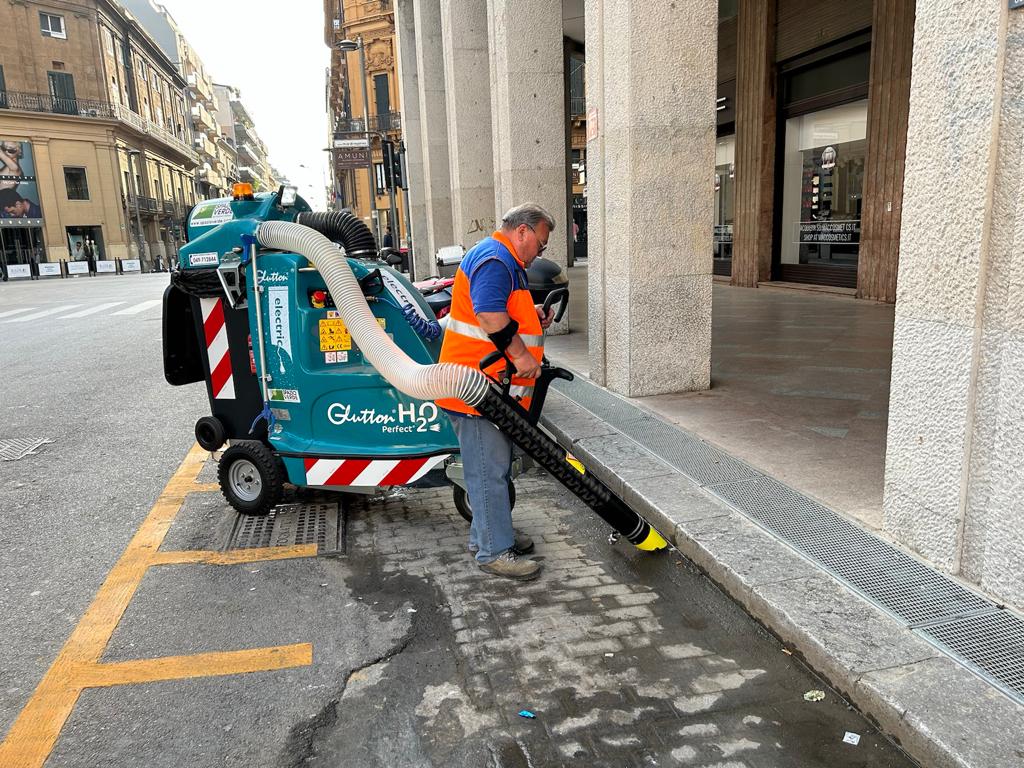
[{"x1": 0, "y1": 273, "x2": 917, "y2": 767}]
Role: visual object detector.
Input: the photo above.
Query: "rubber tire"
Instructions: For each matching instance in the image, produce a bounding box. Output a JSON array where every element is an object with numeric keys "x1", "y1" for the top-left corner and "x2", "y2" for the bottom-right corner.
[
  {"x1": 453, "y1": 480, "x2": 516, "y2": 523},
  {"x1": 218, "y1": 441, "x2": 285, "y2": 517},
  {"x1": 194, "y1": 415, "x2": 226, "y2": 452}
]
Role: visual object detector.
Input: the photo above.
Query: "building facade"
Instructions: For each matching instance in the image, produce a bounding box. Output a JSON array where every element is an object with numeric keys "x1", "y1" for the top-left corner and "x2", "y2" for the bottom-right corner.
[
  {"x1": 324, "y1": 0, "x2": 405, "y2": 246},
  {"x1": 213, "y1": 83, "x2": 277, "y2": 193},
  {"x1": 118, "y1": 0, "x2": 239, "y2": 201},
  {"x1": 0, "y1": 0, "x2": 201, "y2": 273}
]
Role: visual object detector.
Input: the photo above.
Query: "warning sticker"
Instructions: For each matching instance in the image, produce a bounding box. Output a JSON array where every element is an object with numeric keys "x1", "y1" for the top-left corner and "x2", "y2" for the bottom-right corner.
[
  {"x1": 325, "y1": 351, "x2": 349, "y2": 364},
  {"x1": 270, "y1": 408, "x2": 292, "y2": 421},
  {"x1": 319, "y1": 317, "x2": 351, "y2": 352},
  {"x1": 189, "y1": 251, "x2": 219, "y2": 267},
  {"x1": 268, "y1": 388, "x2": 301, "y2": 403},
  {"x1": 190, "y1": 202, "x2": 234, "y2": 228}
]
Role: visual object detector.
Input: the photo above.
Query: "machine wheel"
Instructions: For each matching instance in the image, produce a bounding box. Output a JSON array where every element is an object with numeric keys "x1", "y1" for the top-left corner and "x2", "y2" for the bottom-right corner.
[
  {"x1": 194, "y1": 416, "x2": 226, "y2": 452},
  {"x1": 218, "y1": 441, "x2": 284, "y2": 516},
  {"x1": 453, "y1": 480, "x2": 516, "y2": 523}
]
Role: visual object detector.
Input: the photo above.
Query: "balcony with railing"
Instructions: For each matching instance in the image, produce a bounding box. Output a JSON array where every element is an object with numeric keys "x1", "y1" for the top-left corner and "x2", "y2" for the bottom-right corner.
[
  {"x1": 570, "y1": 96, "x2": 586, "y2": 118},
  {"x1": 333, "y1": 116, "x2": 366, "y2": 135},
  {"x1": 186, "y1": 72, "x2": 214, "y2": 106},
  {"x1": 0, "y1": 90, "x2": 199, "y2": 164},
  {"x1": 194, "y1": 132, "x2": 217, "y2": 159},
  {"x1": 190, "y1": 102, "x2": 217, "y2": 135},
  {"x1": 370, "y1": 111, "x2": 401, "y2": 132},
  {"x1": 0, "y1": 90, "x2": 117, "y2": 118}
]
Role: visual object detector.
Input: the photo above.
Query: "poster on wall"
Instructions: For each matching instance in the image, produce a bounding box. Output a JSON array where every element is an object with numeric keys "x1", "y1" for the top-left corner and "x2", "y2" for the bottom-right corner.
[{"x1": 0, "y1": 139, "x2": 43, "y2": 226}]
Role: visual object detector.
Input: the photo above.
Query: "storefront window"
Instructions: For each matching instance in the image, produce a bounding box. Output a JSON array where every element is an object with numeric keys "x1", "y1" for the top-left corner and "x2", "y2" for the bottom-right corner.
[
  {"x1": 714, "y1": 135, "x2": 735, "y2": 264},
  {"x1": 780, "y1": 101, "x2": 867, "y2": 271}
]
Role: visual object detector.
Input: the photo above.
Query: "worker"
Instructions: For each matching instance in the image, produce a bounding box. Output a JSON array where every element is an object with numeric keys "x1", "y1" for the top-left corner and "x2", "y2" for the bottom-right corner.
[{"x1": 436, "y1": 203, "x2": 556, "y2": 580}]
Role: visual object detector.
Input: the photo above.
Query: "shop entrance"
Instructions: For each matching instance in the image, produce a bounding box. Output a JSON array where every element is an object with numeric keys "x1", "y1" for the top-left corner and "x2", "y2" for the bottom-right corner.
[
  {"x1": 773, "y1": 40, "x2": 870, "y2": 289},
  {"x1": 0, "y1": 226, "x2": 44, "y2": 280},
  {"x1": 66, "y1": 225, "x2": 105, "y2": 271}
]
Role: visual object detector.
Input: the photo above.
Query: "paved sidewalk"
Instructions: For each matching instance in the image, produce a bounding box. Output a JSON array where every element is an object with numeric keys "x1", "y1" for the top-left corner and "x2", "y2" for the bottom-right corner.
[
  {"x1": 300, "y1": 473, "x2": 915, "y2": 767},
  {"x1": 540, "y1": 389, "x2": 1024, "y2": 768}
]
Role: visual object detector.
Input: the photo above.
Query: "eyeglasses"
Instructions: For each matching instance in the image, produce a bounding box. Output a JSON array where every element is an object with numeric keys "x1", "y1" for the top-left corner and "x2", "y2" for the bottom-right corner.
[{"x1": 526, "y1": 224, "x2": 548, "y2": 255}]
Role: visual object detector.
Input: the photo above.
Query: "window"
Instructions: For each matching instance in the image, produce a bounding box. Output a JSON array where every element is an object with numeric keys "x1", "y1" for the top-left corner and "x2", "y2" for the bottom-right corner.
[
  {"x1": 40, "y1": 12, "x2": 66, "y2": 39},
  {"x1": 64, "y1": 167, "x2": 89, "y2": 200},
  {"x1": 102, "y1": 27, "x2": 114, "y2": 55},
  {"x1": 138, "y1": 58, "x2": 147, "y2": 83}
]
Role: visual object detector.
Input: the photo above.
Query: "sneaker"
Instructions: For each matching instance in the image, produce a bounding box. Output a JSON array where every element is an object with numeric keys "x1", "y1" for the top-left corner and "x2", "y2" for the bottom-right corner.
[
  {"x1": 469, "y1": 529, "x2": 535, "y2": 555},
  {"x1": 478, "y1": 549, "x2": 543, "y2": 581}
]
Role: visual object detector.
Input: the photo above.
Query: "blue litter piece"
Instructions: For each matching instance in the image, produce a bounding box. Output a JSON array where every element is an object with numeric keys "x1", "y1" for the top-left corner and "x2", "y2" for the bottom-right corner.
[{"x1": 518, "y1": 710, "x2": 536, "y2": 719}]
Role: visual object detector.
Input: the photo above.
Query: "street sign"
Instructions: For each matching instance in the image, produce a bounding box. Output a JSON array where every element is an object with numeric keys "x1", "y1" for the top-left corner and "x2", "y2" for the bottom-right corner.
[
  {"x1": 335, "y1": 148, "x2": 371, "y2": 171},
  {"x1": 333, "y1": 138, "x2": 370, "y2": 149}
]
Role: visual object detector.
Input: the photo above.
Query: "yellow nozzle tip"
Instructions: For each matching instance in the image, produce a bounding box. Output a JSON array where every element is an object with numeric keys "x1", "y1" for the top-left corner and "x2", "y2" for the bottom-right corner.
[{"x1": 635, "y1": 527, "x2": 669, "y2": 551}]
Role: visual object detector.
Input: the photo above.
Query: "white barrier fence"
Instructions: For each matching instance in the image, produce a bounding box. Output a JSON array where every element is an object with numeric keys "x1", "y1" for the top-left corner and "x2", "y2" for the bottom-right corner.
[{"x1": 5, "y1": 258, "x2": 152, "y2": 280}]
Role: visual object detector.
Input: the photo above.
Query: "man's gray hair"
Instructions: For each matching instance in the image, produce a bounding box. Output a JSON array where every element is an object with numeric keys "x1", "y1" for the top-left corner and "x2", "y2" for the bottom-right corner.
[{"x1": 500, "y1": 202, "x2": 556, "y2": 233}]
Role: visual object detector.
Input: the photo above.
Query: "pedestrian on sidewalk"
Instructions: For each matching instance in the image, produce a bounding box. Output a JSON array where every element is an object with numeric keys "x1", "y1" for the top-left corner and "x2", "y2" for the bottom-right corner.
[{"x1": 436, "y1": 202, "x2": 556, "y2": 581}]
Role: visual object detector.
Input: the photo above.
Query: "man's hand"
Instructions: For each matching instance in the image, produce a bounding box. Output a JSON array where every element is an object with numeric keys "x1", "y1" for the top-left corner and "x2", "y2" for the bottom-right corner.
[
  {"x1": 511, "y1": 348, "x2": 541, "y2": 379},
  {"x1": 536, "y1": 304, "x2": 554, "y2": 329}
]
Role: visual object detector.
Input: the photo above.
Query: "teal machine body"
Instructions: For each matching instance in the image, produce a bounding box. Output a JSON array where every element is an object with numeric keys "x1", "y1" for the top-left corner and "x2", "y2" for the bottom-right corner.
[{"x1": 164, "y1": 191, "x2": 459, "y2": 505}]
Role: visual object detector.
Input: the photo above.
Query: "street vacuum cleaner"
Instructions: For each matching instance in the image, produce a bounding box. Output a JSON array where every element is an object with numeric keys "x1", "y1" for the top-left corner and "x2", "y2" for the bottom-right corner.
[{"x1": 162, "y1": 184, "x2": 667, "y2": 552}]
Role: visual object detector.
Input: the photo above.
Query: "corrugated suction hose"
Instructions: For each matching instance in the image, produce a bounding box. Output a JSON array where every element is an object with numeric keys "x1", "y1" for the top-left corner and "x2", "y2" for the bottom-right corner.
[
  {"x1": 296, "y1": 210, "x2": 378, "y2": 256},
  {"x1": 255, "y1": 221, "x2": 667, "y2": 552}
]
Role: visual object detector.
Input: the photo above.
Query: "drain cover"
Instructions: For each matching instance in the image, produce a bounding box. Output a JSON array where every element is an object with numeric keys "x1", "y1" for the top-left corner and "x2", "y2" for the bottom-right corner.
[
  {"x1": 227, "y1": 502, "x2": 340, "y2": 553},
  {"x1": 0, "y1": 438, "x2": 52, "y2": 461}
]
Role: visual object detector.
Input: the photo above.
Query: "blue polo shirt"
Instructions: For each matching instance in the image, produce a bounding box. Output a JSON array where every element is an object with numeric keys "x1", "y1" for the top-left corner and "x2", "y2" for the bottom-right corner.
[{"x1": 461, "y1": 235, "x2": 529, "y2": 313}]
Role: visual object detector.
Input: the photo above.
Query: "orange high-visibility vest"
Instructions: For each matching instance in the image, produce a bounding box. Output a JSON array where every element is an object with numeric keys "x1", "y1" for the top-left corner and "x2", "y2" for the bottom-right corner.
[{"x1": 436, "y1": 231, "x2": 544, "y2": 416}]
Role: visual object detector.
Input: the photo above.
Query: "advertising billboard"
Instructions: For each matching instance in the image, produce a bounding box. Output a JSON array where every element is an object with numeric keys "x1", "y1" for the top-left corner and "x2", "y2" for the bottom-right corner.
[{"x1": 0, "y1": 140, "x2": 43, "y2": 227}]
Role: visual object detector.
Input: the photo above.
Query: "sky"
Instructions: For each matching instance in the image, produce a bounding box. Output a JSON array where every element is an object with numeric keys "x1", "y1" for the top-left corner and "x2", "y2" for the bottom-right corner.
[{"x1": 159, "y1": 0, "x2": 331, "y2": 210}]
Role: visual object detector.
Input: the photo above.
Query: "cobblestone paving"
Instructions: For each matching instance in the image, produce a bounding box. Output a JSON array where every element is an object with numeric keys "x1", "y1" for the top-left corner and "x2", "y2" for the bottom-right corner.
[{"x1": 311, "y1": 470, "x2": 916, "y2": 768}]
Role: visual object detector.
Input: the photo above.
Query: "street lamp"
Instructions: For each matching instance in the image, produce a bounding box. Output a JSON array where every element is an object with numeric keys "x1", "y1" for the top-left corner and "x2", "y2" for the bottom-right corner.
[
  {"x1": 125, "y1": 149, "x2": 148, "y2": 270},
  {"x1": 333, "y1": 36, "x2": 384, "y2": 244}
]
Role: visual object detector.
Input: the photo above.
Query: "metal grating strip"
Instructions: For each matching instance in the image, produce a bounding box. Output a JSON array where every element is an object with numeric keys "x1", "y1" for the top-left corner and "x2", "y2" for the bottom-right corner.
[
  {"x1": 918, "y1": 612, "x2": 1024, "y2": 703},
  {"x1": 0, "y1": 438, "x2": 52, "y2": 461},
  {"x1": 711, "y1": 477, "x2": 992, "y2": 625},
  {"x1": 554, "y1": 379, "x2": 756, "y2": 486},
  {"x1": 550, "y1": 373, "x2": 1024, "y2": 704}
]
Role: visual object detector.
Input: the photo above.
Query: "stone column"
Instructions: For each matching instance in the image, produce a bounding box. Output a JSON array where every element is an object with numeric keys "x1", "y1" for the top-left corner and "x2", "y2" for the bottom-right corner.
[
  {"x1": 584, "y1": 0, "x2": 716, "y2": 394},
  {"x1": 412, "y1": 0, "x2": 455, "y2": 264},
  {"x1": 885, "y1": 1, "x2": 1024, "y2": 608},
  {"x1": 440, "y1": 0, "x2": 496, "y2": 249},
  {"x1": 857, "y1": 0, "x2": 915, "y2": 303},
  {"x1": 731, "y1": 0, "x2": 776, "y2": 288},
  {"x1": 487, "y1": 0, "x2": 570, "y2": 334},
  {"x1": 394, "y1": 0, "x2": 431, "y2": 280}
]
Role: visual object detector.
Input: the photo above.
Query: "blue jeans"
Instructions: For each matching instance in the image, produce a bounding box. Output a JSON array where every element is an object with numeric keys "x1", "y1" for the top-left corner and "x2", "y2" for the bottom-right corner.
[{"x1": 447, "y1": 412, "x2": 514, "y2": 563}]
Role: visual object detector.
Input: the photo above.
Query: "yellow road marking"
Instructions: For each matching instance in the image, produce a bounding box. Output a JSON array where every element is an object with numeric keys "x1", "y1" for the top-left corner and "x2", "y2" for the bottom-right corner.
[
  {"x1": 75, "y1": 644, "x2": 313, "y2": 688},
  {"x1": 191, "y1": 482, "x2": 221, "y2": 492},
  {"x1": 0, "y1": 444, "x2": 317, "y2": 768},
  {"x1": 151, "y1": 544, "x2": 318, "y2": 566}
]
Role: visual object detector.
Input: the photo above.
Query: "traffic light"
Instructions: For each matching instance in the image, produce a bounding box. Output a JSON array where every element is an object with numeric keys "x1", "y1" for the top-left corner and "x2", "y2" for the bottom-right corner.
[{"x1": 381, "y1": 140, "x2": 401, "y2": 190}]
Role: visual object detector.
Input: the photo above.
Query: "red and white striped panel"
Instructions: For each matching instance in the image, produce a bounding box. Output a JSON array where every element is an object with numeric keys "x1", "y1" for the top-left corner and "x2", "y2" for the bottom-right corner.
[
  {"x1": 304, "y1": 454, "x2": 450, "y2": 487},
  {"x1": 199, "y1": 297, "x2": 235, "y2": 400}
]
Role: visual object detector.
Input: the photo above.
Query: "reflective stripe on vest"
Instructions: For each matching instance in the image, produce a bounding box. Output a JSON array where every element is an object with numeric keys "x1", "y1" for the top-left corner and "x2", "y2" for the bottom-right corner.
[{"x1": 436, "y1": 233, "x2": 544, "y2": 416}]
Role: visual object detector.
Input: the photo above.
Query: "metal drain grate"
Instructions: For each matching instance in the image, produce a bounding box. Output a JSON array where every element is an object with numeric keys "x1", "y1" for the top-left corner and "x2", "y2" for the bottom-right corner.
[
  {"x1": 554, "y1": 379, "x2": 755, "y2": 486},
  {"x1": 919, "y1": 612, "x2": 1024, "y2": 703},
  {"x1": 711, "y1": 477, "x2": 992, "y2": 626},
  {"x1": 0, "y1": 438, "x2": 52, "y2": 461},
  {"x1": 551, "y1": 373, "x2": 1024, "y2": 704},
  {"x1": 227, "y1": 502, "x2": 340, "y2": 552}
]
